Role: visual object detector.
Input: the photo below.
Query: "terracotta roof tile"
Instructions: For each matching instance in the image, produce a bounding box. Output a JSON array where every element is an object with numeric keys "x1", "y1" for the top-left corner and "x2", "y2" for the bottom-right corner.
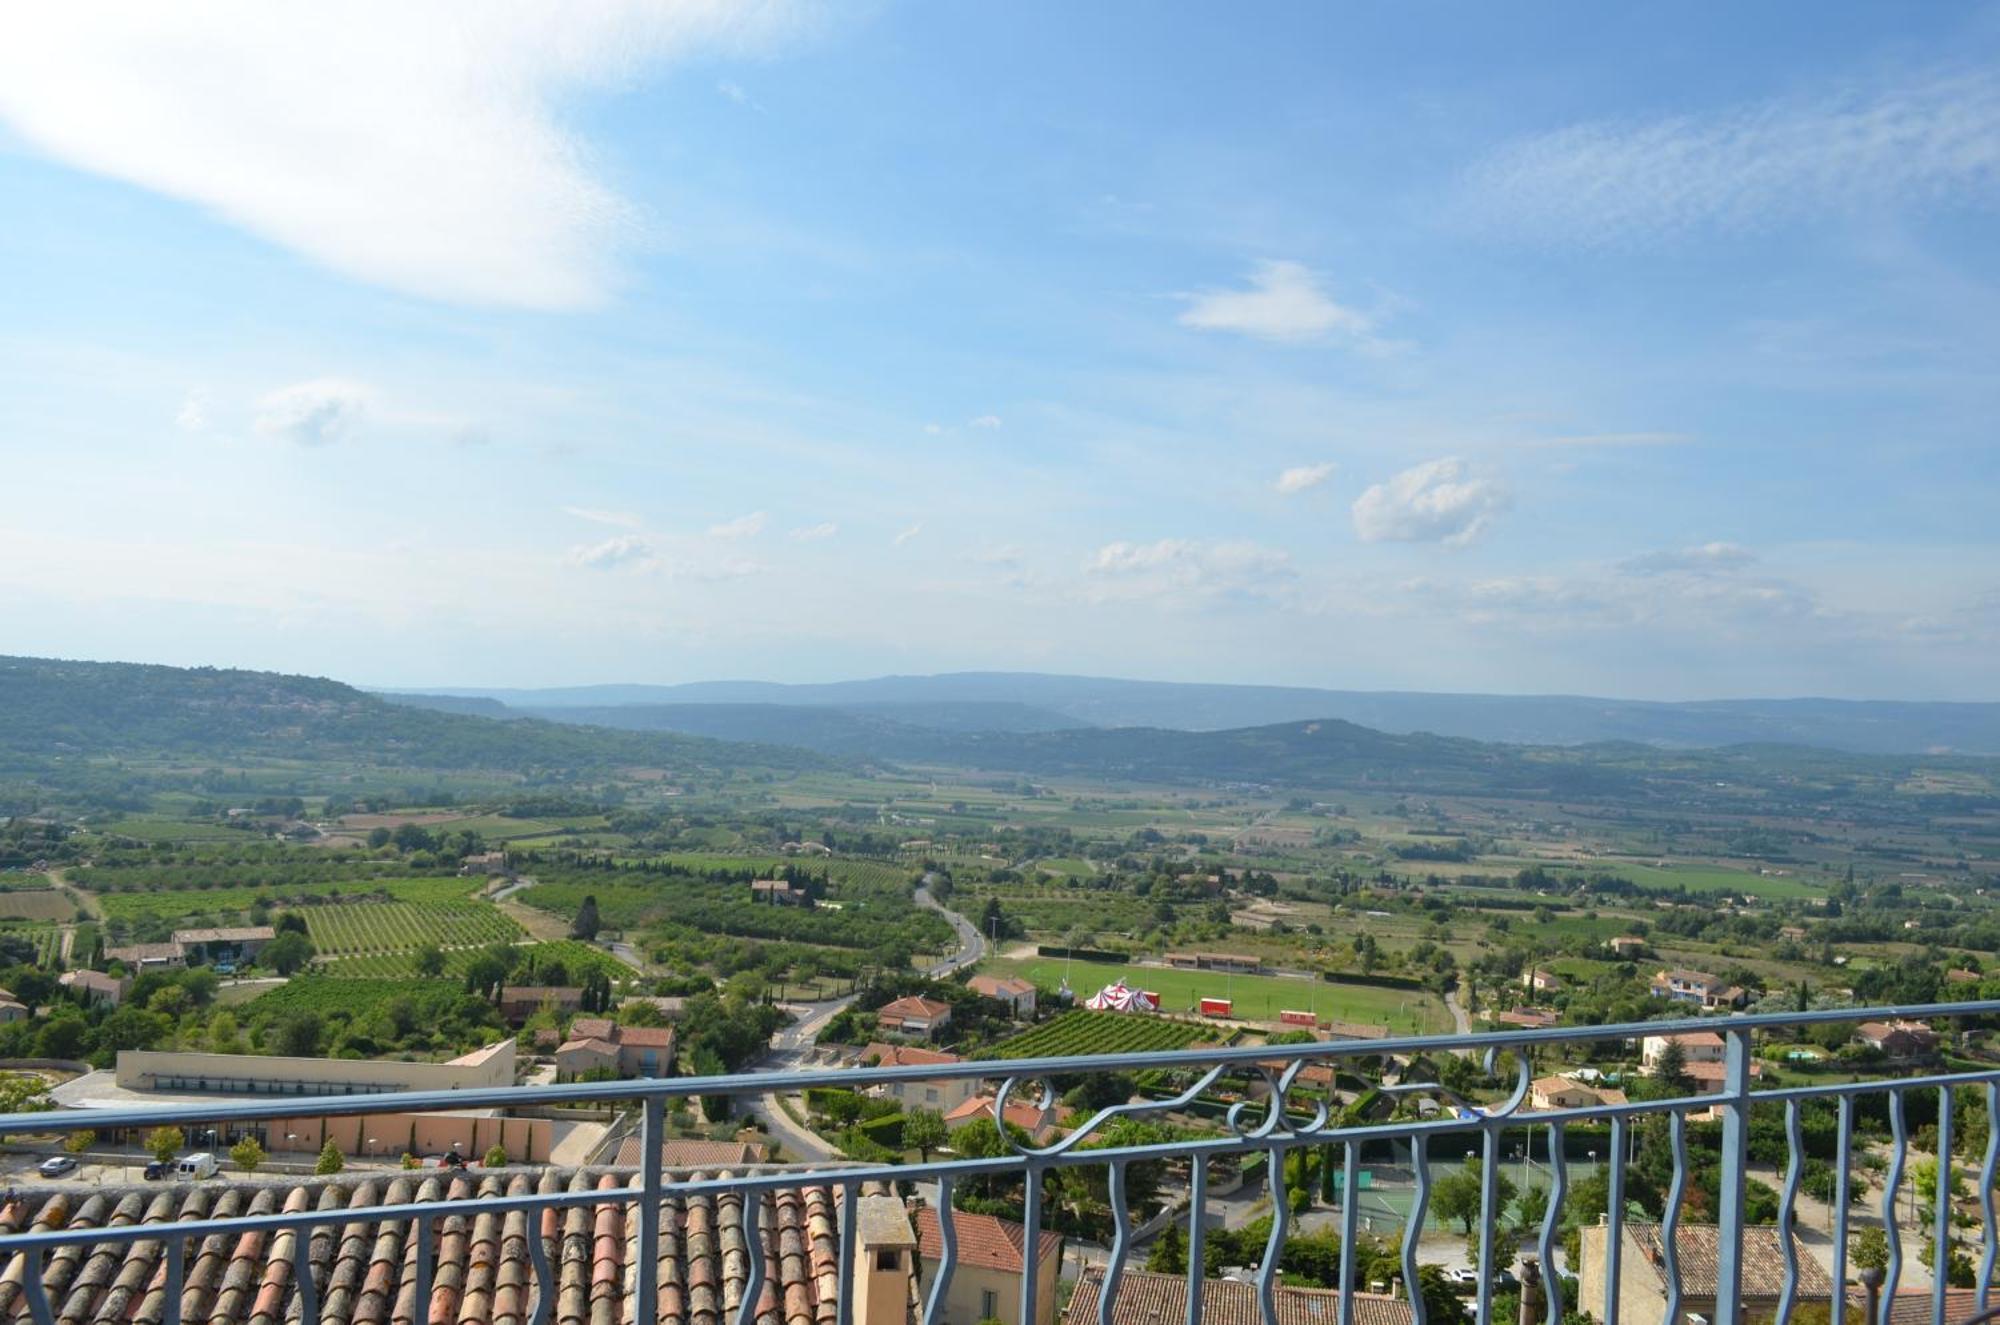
[
  {"x1": 914, "y1": 1208, "x2": 1059, "y2": 1275},
  {"x1": 1066, "y1": 1267, "x2": 1412, "y2": 1325},
  {"x1": 0, "y1": 1170, "x2": 881, "y2": 1325},
  {"x1": 1628, "y1": 1221, "x2": 1833, "y2": 1299}
]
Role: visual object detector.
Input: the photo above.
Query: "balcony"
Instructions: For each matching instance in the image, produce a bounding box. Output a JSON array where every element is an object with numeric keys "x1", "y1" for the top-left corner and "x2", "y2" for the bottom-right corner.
[{"x1": 0, "y1": 1000, "x2": 1995, "y2": 1325}]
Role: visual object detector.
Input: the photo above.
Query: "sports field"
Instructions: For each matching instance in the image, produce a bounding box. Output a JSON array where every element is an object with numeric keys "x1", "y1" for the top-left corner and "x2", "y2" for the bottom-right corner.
[{"x1": 980, "y1": 955, "x2": 1450, "y2": 1034}]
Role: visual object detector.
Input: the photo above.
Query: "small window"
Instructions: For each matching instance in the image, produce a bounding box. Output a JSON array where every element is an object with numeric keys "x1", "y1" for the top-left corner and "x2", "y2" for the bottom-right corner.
[
  {"x1": 982, "y1": 1290, "x2": 998, "y2": 1319},
  {"x1": 875, "y1": 1249, "x2": 900, "y2": 1272},
  {"x1": 924, "y1": 1088, "x2": 939, "y2": 1104}
]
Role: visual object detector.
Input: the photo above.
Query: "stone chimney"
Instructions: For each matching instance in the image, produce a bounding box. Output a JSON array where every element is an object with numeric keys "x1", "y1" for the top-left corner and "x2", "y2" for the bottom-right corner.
[{"x1": 850, "y1": 1192, "x2": 918, "y2": 1325}]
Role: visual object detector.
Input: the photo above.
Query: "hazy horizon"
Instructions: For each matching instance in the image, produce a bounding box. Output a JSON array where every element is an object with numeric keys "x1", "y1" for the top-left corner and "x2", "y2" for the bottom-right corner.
[{"x1": 4, "y1": 5, "x2": 1998, "y2": 700}]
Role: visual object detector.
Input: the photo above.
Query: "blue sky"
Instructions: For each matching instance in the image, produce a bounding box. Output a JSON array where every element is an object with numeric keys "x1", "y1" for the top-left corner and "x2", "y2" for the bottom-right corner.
[{"x1": 2, "y1": 2, "x2": 1998, "y2": 699}]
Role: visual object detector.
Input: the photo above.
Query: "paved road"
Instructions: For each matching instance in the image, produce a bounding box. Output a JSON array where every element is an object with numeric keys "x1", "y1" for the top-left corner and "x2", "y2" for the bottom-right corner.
[{"x1": 741, "y1": 883, "x2": 984, "y2": 1161}]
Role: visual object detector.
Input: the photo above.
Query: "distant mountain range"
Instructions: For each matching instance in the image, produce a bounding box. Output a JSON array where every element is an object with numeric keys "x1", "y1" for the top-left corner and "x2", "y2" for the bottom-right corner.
[{"x1": 384, "y1": 671, "x2": 2000, "y2": 755}]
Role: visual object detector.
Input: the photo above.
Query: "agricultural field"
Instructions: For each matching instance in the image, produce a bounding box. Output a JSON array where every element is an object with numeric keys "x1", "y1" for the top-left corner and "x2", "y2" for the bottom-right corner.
[
  {"x1": 0, "y1": 924, "x2": 64, "y2": 965},
  {"x1": 981, "y1": 955, "x2": 1452, "y2": 1034},
  {"x1": 88, "y1": 816, "x2": 243, "y2": 843},
  {"x1": 0, "y1": 890, "x2": 80, "y2": 922},
  {"x1": 305, "y1": 901, "x2": 522, "y2": 960},
  {"x1": 984, "y1": 1009, "x2": 1217, "y2": 1059}
]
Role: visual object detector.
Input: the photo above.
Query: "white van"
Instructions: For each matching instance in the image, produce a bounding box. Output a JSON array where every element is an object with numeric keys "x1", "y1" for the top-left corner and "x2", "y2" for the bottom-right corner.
[{"x1": 175, "y1": 1152, "x2": 218, "y2": 1179}]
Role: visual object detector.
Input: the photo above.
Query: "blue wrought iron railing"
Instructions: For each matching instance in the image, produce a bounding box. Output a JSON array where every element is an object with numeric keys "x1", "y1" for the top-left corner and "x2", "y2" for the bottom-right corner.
[{"x1": 0, "y1": 999, "x2": 1995, "y2": 1325}]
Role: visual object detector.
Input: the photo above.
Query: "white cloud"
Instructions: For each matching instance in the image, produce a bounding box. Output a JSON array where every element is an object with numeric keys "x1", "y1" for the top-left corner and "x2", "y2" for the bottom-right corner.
[
  {"x1": 253, "y1": 378, "x2": 369, "y2": 447},
  {"x1": 893, "y1": 523, "x2": 923, "y2": 546},
  {"x1": 788, "y1": 522, "x2": 838, "y2": 542},
  {"x1": 1619, "y1": 542, "x2": 1759, "y2": 577},
  {"x1": 174, "y1": 390, "x2": 209, "y2": 432},
  {"x1": 562, "y1": 506, "x2": 642, "y2": 528},
  {"x1": 0, "y1": 4, "x2": 812, "y2": 309},
  {"x1": 923, "y1": 423, "x2": 944, "y2": 436},
  {"x1": 1084, "y1": 538, "x2": 1293, "y2": 603},
  {"x1": 1274, "y1": 461, "x2": 1337, "y2": 495},
  {"x1": 1351, "y1": 457, "x2": 1508, "y2": 547},
  {"x1": 1464, "y1": 67, "x2": 2000, "y2": 243},
  {"x1": 716, "y1": 78, "x2": 765, "y2": 112},
  {"x1": 1177, "y1": 261, "x2": 1373, "y2": 344},
  {"x1": 707, "y1": 511, "x2": 768, "y2": 540},
  {"x1": 564, "y1": 534, "x2": 658, "y2": 573},
  {"x1": 969, "y1": 414, "x2": 1002, "y2": 429}
]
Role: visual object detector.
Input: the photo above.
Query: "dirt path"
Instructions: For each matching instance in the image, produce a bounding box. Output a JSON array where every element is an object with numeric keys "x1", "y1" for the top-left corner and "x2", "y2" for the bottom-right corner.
[{"x1": 45, "y1": 869, "x2": 102, "y2": 922}]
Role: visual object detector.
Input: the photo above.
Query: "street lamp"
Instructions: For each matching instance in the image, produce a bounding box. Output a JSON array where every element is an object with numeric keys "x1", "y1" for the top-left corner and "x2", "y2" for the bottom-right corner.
[{"x1": 367, "y1": 1137, "x2": 377, "y2": 1158}]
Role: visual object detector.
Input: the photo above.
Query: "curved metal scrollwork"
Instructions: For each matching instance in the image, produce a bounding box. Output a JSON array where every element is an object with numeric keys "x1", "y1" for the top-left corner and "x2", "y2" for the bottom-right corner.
[
  {"x1": 990, "y1": 1063, "x2": 1231, "y2": 1158},
  {"x1": 991, "y1": 1040, "x2": 1533, "y2": 1159}
]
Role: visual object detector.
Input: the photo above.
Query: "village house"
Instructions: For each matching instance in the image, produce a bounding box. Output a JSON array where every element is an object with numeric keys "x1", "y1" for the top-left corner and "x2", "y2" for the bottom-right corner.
[
  {"x1": 104, "y1": 941, "x2": 188, "y2": 972},
  {"x1": 944, "y1": 1094, "x2": 1064, "y2": 1146},
  {"x1": 875, "y1": 995, "x2": 952, "y2": 1039},
  {"x1": 1855, "y1": 1019, "x2": 1940, "y2": 1061},
  {"x1": 459, "y1": 850, "x2": 509, "y2": 876},
  {"x1": 1648, "y1": 967, "x2": 1746, "y2": 1010},
  {"x1": 59, "y1": 968, "x2": 130, "y2": 1007},
  {"x1": 1607, "y1": 936, "x2": 1647, "y2": 957},
  {"x1": 967, "y1": 973, "x2": 1037, "y2": 1017},
  {"x1": 554, "y1": 1018, "x2": 677, "y2": 1080},
  {"x1": 750, "y1": 878, "x2": 809, "y2": 906},
  {"x1": 171, "y1": 925, "x2": 275, "y2": 966},
  {"x1": 0, "y1": 988, "x2": 27, "y2": 1023},
  {"x1": 1495, "y1": 1007, "x2": 1560, "y2": 1029},
  {"x1": 1641, "y1": 1030, "x2": 1727, "y2": 1071},
  {"x1": 915, "y1": 1208, "x2": 1062, "y2": 1325},
  {"x1": 1067, "y1": 1268, "x2": 1412, "y2": 1325},
  {"x1": 863, "y1": 1043, "x2": 982, "y2": 1115},
  {"x1": 1579, "y1": 1222, "x2": 1833, "y2": 1325},
  {"x1": 1529, "y1": 1074, "x2": 1629, "y2": 1112},
  {"x1": 1523, "y1": 968, "x2": 1562, "y2": 995},
  {"x1": 497, "y1": 985, "x2": 585, "y2": 1025}
]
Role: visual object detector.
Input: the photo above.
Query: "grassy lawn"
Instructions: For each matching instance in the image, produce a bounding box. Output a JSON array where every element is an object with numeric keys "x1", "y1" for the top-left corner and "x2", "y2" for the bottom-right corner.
[{"x1": 981, "y1": 955, "x2": 1450, "y2": 1034}]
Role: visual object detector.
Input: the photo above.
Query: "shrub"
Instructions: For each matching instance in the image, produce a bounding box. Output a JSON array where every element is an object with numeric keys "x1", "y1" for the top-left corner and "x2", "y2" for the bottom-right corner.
[{"x1": 315, "y1": 1139, "x2": 345, "y2": 1174}]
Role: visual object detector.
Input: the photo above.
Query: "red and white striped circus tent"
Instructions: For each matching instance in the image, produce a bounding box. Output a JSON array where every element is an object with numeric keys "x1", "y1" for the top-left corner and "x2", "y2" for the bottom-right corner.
[{"x1": 1083, "y1": 980, "x2": 1159, "y2": 1012}]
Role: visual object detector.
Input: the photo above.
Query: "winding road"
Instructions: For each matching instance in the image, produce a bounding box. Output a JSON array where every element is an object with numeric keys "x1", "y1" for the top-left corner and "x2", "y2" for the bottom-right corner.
[{"x1": 740, "y1": 881, "x2": 984, "y2": 1161}]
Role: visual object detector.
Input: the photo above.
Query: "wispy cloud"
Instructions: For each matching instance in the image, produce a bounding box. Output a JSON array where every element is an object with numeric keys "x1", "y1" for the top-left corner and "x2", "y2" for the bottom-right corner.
[
  {"x1": 969, "y1": 414, "x2": 1002, "y2": 429},
  {"x1": 788, "y1": 521, "x2": 838, "y2": 542},
  {"x1": 1352, "y1": 457, "x2": 1508, "y2": 547},
  {"x1": 1464, "y1": 66, "x2": 2000, "y2": 243},
  {"x1": 175, "y1": 390, "x2": 209, "y2": 433},
  {"x1": 1083, "y1": 538, "x2": 1293, "y2": 604},
  {"x1": 253, "y1": 378, "x2": 369, "y2": 447},
  {"x1": 0, "y1": 4, "x2": 814, "y2": 308},
  {"x1": 893, "y1": 523, "x2": 923, "y2": 546},
  {"x1": 1274, "y1": 461, "x2": 1337, "y2": 495},
  {"x1": 1618, "y1": 541, "x2": 1758, "y2": 577},
  {"x1": 564, "y1": 534, "x2": 658, "y2": 573},
  {"x1": 1177, "y1": 260, "x2": 1375, "y2": 344},
  {"x1": 707, "y1": 511, "x2": 768, "y2": 539},
  {"x1": 562, "y1": 506, "x2": 642, "y2": 528},
  {"x1": 716, "y1": 78, "x2": 765, "y2": 112}
]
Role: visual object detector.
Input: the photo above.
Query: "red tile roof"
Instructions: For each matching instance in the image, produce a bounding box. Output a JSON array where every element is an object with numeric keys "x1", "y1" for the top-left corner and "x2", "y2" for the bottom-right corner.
[
  {"x1": 1065, "y1": 1268, "x2": 1412, "y2": 1325},
  {"x1": 914, "y1": 1207, "x2": 1060, "y2": 1274},
  {"x1": 0, "y1": 1169, "x2": 877, "y2": 1325},
  {"x1": 862, "y1": 1043, "x2": 963, "y2": 1068},
  {"x1": 1626, "y1": 1222, "x2": 1833, "y2": 1299},
  {"x1": 877, "y1": 996, "x2": 950, "y2": 1020},
  {"x1": 610, "y1": 1138, "x2": 770, "y2": 1169}
]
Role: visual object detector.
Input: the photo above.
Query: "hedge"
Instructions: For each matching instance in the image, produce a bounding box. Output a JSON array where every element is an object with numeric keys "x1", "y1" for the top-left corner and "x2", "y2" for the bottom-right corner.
[{"x1": 1036, "y1": 945, "x2": 1127, "y2": 964}]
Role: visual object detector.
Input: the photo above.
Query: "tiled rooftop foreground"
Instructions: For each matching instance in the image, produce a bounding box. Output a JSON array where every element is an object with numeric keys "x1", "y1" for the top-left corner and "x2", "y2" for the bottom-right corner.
[{"x1": 0, "y1": 1168, "x2": 895, "y2": 1325}]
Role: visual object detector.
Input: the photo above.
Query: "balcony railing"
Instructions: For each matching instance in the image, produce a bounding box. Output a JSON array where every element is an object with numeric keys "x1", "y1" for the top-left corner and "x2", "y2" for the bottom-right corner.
[{"x1": 0, "y1": 1000, "x2": 1995, "y2": 1325}]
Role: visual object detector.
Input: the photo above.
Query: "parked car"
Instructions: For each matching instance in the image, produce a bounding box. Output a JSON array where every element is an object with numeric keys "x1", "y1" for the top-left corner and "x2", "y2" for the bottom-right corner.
[
  {"x1": 175, "y1": 1152, "x2": 219, "y2": 1179},
  {"x1": 37, "y1": 1156, "x2": 76, "y2": 1177},
  {"x1": 143, "y1": 1160, "x2": 170, "y2": 1180}
]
